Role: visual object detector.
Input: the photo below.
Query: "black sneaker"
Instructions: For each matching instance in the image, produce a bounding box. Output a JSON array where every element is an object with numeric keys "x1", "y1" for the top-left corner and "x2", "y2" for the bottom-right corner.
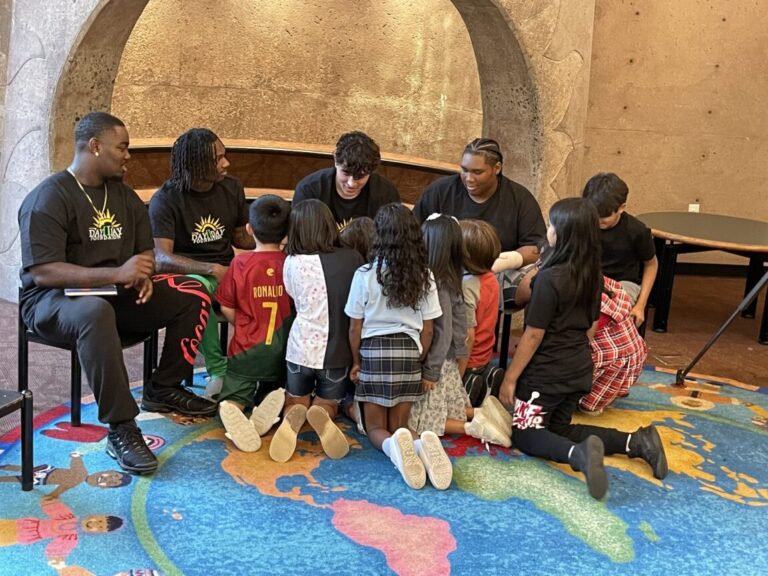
[
  {"x1": 463, "y1": 372, "x2": 486, "y2": 407},
  {"x1": 569, "y1": 435, "x2": 608, "y2": 500},
  {"x1": 628, "y1": 425, "x2": 669, "y2": 480},
  {"x1": 106, "y1": 422, "x2": 158, "y2": 474},
  {"x1": 484, "y1": 365, "x2": 505, "y2": 398},
  {"x1": 142, "y1": 386, "x2": 217, "y2": 416}
]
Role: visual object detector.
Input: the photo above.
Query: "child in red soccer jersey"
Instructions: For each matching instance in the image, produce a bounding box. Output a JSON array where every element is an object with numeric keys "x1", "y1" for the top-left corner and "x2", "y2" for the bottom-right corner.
[{"x1": 215, "y1": 195, "x2": 294, "y2": 453}]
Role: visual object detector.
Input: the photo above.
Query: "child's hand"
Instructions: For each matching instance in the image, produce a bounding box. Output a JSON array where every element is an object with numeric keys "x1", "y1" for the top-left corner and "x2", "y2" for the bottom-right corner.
[
  {"x1": 630, "y1": 304, "x2": 645, "y2": 328},
  {"x1": 350, "y1": 364, "x2": 361, "y2": 383},
  {"x1": 422, "y1": 379, "x2": 437, "y2": 392},
  {"x1": 499, "y1": 379, "x2": 516, "y2": 407}
]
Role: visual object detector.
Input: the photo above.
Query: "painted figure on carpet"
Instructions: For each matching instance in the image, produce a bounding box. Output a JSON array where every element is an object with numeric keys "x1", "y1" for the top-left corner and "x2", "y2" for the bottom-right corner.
[
  {"x1": 0, "y1": 495, "x2": 123, "y2": 567},
  {"x1": 0, "y1": 451, "x2": 131, "y2": 497}
]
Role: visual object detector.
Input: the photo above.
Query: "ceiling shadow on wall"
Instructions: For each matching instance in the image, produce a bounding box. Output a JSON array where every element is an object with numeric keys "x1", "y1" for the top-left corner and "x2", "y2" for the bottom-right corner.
[{"x1": 50, "y1": 0, "x2": 538, "y2": 189}]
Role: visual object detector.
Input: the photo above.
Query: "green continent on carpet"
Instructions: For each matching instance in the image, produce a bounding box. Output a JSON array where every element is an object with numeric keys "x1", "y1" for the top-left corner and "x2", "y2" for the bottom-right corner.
[{"x1": 0, "y1": 367, "x2": 766, "y2": 576}]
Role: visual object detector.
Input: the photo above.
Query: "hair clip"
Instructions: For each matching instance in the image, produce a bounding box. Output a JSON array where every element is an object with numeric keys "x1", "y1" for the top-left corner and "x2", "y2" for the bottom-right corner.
[{"x1": 426, "y1": 213, "x2": 460, "y2": 224}]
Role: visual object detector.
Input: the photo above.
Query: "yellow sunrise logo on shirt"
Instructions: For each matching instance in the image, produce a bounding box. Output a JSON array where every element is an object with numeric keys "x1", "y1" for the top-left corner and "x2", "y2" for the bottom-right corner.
[
  {"x1": 89, "y1": 209, "x2": 122, "y2": 241},
  {"x1": 192, "y1": 215, "x2": 225, "y2": 244}
]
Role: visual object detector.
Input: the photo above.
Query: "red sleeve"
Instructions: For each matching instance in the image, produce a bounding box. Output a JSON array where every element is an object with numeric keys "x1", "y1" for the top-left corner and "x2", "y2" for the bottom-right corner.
[{"x1": 215, "y1": 261, "x2": 237, "y2": 308}]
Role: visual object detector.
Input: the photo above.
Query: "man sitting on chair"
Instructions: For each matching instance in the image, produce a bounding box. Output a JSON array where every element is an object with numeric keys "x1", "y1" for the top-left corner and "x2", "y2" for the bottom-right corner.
[
  {"x1": 18, "y1": 112, "x2": 216, "y2": 475},
  {"x1": 149, "y1": 128, "x2": 254, "y2": 398}
]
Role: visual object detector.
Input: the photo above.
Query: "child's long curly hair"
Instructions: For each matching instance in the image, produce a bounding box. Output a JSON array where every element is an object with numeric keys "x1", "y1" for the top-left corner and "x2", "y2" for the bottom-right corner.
[{"x1": 371, "y1": 204, "x2": 431, "y2": 309}]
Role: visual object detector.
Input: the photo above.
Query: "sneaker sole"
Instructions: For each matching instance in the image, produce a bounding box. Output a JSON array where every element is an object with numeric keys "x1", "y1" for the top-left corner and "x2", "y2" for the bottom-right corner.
[
  {"x1": 220, "y1": 401, "x2": 262, "y2": 452},
  {"x1": 250, "y1": 388, "x2": 286, "y2": 436},
  {"x1": 583, "y1": 435, "x2": 608, "y2": 500},
  {"x1": 106, "y1": 443, "x2": 158, "y2": 474},
  {"x1": 481, "y1": 395, "x2": 514, "y2": 431},
  {"x1": 469, "y1": 410, "x2": 512, "y2": 448},
  {"x1": 419, "y1": 431, "x2": 452, "y2": 490},
  {"x1": 306, "y1": 405, "x2": 349, "y2": 459},
  {"x1": 141, "y1": 397, "x2": 217, "y2": 417},
  {"x1": 391, "y1": 428, "x2": 426, "y2": 489},
  {"x1": 269, "y1": 405, "x2": 307, "y2": 463}
]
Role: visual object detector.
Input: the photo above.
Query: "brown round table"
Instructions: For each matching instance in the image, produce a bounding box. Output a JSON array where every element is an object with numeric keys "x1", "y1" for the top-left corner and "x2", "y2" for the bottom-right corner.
[{"x1": 637, "y1": 212, "x2": 768, "y2": 343}]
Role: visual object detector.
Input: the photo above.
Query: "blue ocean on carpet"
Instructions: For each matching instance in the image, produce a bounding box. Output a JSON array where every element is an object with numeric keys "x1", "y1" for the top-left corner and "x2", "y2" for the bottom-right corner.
[{"x1": 1, "y1": 367, "x2": 766, "y2": 576}]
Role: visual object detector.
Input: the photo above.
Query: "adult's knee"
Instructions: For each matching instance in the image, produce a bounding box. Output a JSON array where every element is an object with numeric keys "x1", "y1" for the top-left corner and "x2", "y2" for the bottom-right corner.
[{"x1": 71, "y1": 298, "x2": 118, "y2": 336}]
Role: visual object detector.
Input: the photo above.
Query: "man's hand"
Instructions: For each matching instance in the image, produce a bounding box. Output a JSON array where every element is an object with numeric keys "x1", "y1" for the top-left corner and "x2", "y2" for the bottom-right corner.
[
  {"x1": 135, "y1": 276, "x2": 154, "y2": 304},
  {"x1": 630, "y1": 304, "x2": 645, "y2": 328},
  {"x1": 115, "y1": 254, "x2": 154, "y2": 287},
  {"x1": 210, "y1": 263, "x2": 228, "y2": 283}
]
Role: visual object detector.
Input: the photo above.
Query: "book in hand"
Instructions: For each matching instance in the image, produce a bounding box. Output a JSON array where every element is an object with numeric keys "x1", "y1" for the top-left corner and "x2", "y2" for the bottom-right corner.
[{"x1": 64, "y1": 284, "x2": 118, "y2": 297}]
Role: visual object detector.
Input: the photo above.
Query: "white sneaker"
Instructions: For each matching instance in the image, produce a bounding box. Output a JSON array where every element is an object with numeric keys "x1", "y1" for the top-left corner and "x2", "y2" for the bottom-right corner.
[
  {"x1": 418, "y1": 431, "x2": 452, "y2": 490},
  {"x1": 306, "y1": 405, "x2": 349, "y2": 459},
  {"x1": 268, "y1": 404, "x2": 307, "y2": 463},
  {"x1": 250, "y1": 388, "x2": 286, "y2": 436},
  {"x1": 219, "y1": 401, "x2": 261, "y2": 452},
  {"x1": 389, "y1": 428, "x2": 426, "y2": 489},
  {"x1": 466, "y1": 409, "x2": 512, "y2": 448},
  {"x1": 204, "y1": 375, "x2": 224, "y2": 399},
  {"x1": 481, "y1": 395, "x2": 514, "y2": 431}
]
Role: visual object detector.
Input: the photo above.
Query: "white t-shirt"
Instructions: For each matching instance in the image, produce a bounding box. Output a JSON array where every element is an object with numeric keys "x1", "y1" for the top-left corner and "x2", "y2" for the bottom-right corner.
[{"x1": 344, "y1": 262, "x2": 442, "y2": 353}]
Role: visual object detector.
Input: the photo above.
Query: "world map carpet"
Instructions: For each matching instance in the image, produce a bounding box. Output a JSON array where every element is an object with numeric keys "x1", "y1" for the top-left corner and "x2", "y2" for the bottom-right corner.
[{"x1": 0, "y1": 366, "x2": 766, "y2": 576}]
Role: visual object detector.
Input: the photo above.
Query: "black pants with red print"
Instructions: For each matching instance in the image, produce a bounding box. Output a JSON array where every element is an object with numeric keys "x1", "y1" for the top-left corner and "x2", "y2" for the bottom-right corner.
[
  {"x1": 26, "y1": 275, "x2": 210, "y2": 424},
  {"x1": 512, "y1": 378, "x2": 630, "y2": 464}
]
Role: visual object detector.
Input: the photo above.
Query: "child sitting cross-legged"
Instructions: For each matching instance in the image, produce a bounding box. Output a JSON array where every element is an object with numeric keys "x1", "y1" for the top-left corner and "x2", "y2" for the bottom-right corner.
[{"x1": 216, "y1": 195, "x2": 294, "y2": 452}]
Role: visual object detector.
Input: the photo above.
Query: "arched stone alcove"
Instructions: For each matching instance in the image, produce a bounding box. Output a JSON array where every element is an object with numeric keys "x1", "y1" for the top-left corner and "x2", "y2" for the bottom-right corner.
[
  {"x1": 51, "y1": 0, "x2": 539, "y2": 190},
  {"x1": 0, "y1": 0, "x2": 595, "y2": 301}
]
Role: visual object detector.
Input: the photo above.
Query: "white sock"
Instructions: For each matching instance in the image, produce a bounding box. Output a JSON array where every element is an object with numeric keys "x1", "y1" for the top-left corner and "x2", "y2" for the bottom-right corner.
[
  {"x1": 413, "y1": 439, "x2": 423, "y2": 456},
  {"x1": 625, "y1": 434, "x2": 632, "y2": 453},
  {"x1": 382, "y1": 437, "x2": 392, "y2": 458}
]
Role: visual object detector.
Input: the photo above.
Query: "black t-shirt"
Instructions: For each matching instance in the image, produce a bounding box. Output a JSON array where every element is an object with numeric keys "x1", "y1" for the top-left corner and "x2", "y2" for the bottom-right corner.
[
  {"x1": 293, "y1": 167, "x2": 400, "y2": 229},
  {"x1": 600, "y1": 213, "x2": 656, "y2": 284},
  {"x1": 521, "y1": 265, "x2": 600, "y2": 392},
  {"x1": 319, "y1": 248, "x2": 365, "y2": 367},
  {"x1": 149, "y1": 176, "x2": 248, "y2": 266},
  {"x1": 413, "y1": 174, "x2": 546, "y2": 252},
  {"x1": 18, "y1": 170, "x2": 153, "y2": 322}
]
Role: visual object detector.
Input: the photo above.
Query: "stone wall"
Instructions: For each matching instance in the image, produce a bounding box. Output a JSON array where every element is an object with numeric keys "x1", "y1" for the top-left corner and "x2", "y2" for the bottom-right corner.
[
  {"x1": 0, "y1": 0, "x2": 594, "y2": 301},
  {"x1": 584, "y1": 1, "x2": 768, "y2": 263}
]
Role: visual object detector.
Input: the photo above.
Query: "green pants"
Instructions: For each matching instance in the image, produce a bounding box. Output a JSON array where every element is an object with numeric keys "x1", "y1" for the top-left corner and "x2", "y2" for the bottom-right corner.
[{"x1": 189, "y1": 274, "x2": 227, "y2": 378}]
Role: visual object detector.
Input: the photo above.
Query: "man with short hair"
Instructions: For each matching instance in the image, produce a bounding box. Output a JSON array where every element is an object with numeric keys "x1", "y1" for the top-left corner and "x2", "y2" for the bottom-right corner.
[
  {"x1": 149, "y1": 128, "x2": 254, "y2": 397},
  {"x1": 18, "y1": 112, "x2": 215, "y2": 475},
  {"x1": 292, "y1": 131, "x2": 400, "y2": 229}
]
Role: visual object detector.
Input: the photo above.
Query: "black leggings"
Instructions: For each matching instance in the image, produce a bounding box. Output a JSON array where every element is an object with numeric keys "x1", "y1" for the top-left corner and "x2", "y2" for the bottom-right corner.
[
  {"x1": 27, "y1": 275, "x2": 211, "y2": 424},
  {"x1": 512, "y1": 382, "x2": 629, "y2": 464}
]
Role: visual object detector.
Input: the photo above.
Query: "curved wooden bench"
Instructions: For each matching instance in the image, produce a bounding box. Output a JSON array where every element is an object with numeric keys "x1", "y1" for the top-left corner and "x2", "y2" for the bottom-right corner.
[{"x1": 126, "y1": 138, "x2": 458, "y2": 206}]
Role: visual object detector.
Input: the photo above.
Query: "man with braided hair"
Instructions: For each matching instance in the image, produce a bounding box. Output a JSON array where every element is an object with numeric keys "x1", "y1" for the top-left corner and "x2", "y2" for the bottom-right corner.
[{"x1": 149, "y1": 128, "x2": 254, "y2": 398}]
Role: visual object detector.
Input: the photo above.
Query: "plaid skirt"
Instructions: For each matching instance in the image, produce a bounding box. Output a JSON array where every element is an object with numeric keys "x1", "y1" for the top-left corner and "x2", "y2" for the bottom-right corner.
[{"x1": 355, "y1": 333, "x2": 423, "y2": 407}]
